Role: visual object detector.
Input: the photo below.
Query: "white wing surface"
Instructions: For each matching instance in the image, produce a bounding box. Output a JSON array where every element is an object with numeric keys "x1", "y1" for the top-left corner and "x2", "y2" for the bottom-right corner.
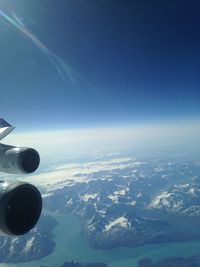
[{"x1": 0, "y1": 118, "x2": 15, "y2": 141}]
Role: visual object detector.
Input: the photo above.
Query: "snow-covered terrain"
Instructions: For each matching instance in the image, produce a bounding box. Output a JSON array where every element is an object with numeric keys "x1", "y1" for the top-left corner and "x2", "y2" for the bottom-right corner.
[{"x1": 1, "y1": 157, "x2": 200, "y2": 261}]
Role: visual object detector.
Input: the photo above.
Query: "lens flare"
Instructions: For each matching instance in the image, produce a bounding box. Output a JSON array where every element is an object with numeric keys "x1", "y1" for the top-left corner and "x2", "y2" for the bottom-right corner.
[{"x1": 0, "y1": 9, "x2": 95, "y2": 90}]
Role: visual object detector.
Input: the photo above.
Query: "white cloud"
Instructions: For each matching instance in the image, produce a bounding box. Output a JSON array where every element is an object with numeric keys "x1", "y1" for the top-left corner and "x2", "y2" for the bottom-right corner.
[{"x1": 25, "y1": 157, "x2": 143, "y2": 191}]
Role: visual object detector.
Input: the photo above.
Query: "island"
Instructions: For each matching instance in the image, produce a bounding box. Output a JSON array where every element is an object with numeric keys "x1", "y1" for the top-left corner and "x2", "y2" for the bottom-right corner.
[
  {"x1": 138, "y1": 255, "x2": 200, "y2": 267},
  {"x1": 40, "y1": 260, "x2": 107, "y2": 267}
]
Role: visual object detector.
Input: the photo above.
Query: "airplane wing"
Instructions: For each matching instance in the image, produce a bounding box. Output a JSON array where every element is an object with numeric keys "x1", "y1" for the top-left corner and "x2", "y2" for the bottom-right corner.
[{"x1": 0, "y1": 118, "x2": 15, "y2": 141}]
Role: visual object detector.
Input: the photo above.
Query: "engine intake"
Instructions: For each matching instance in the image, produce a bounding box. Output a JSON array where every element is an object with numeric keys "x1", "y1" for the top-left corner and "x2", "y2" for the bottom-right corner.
[
  {"x1": 0, "y1": 144, "x2": 40, "y2": 174},
  {"x1": 0, "y1": 181, "x2": 42, "y2": 235}
]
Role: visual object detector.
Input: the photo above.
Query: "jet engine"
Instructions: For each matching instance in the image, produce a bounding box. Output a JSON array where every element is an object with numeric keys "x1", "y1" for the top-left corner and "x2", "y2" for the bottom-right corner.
[
  {"x1": 0, "y1": 144, "x2": 40, "y2": 174},
  {"x1": 0, "y1": 119, "x2": 42, "y2": 236},
  {"x1": 0, "y1": 180, "x2": 42, "y2": 235}
]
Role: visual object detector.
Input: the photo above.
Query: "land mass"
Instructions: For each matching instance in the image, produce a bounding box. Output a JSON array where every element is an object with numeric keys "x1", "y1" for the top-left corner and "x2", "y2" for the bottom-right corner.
[
  {"x1": 44, "y1": 160, "x2": 200, "y2": 249},
  {"x1": 40, "y1": 260, "x2": 107, "y2": 267},
  {"x1": 138, "y1": 255, "x2": 200, "y2": 267},
  {"x1": 0, "y1": 215, "x2": 58, "y2": 263}
]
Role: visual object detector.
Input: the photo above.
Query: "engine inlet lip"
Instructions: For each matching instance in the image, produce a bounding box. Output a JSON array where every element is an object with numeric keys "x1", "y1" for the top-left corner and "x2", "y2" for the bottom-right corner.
[{"x1": 0, "y1": 182, "x2": 42, "y2": 235}]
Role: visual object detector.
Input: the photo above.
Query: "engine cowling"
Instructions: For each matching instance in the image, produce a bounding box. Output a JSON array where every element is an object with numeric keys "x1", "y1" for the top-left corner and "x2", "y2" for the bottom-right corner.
[
  {"x1": 0, "y1": 144, "x2": 40, "y2": 174},
  {"x1": 0, "y1": 181, "x2": 42, "y2": 235}
]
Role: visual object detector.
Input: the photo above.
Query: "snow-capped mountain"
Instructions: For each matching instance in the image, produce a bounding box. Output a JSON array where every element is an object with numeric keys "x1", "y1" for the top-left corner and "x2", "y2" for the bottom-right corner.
[
  {"x1": 1, "y1": 157, "x2": 200, "y2": 262},
  {"x1": 149, "y1": 176, "x2": 200, "y2": 217},
  {"x1": 43, "y1": 158, "x2": 200, "y2": 248},
  {"x1": 0, "y1": 216, "x2": 57, "y2": 263}
]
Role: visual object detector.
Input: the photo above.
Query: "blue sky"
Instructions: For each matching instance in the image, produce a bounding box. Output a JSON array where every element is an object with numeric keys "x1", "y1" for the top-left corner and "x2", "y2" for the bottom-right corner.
[{"x1": 0, "y1": 0, "x2": 199, "y2": 130}]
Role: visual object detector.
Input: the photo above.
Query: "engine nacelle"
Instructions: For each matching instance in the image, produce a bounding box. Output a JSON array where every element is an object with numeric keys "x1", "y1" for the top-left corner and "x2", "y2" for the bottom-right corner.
[
  {"x1": 0, "y1": 144, "x2": 40, "y2": 174},
  {"x1": 0, "y1": 181, "x2": 42, "y2": 235}
]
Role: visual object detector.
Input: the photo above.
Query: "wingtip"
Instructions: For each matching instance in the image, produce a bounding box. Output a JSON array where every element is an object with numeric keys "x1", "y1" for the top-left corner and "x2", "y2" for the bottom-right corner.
[
  {"x1": 0, "y1": 118, "x2": 12, "y2": 128},
  {"x1": 0, "y1": 119, "x2": 15, "y2": 141}
]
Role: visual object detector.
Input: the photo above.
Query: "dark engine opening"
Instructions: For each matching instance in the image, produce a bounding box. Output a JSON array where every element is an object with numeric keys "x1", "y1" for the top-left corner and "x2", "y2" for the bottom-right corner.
[
  {"x1": 5, "y1": 185, "x2": 42, "y2": 235},
  {"x1": 20, "y1": 149, "x2": 40, "y2": 173}
]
